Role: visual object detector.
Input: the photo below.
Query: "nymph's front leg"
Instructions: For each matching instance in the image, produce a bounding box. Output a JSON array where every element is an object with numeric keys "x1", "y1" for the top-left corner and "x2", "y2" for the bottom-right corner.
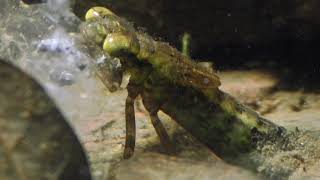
[
  {"x1": 142, "y1": 92, "x2": 174, "y2": 154},
  {"x1": 124, "y1": 81, "x2": 141, "y2": 159}
]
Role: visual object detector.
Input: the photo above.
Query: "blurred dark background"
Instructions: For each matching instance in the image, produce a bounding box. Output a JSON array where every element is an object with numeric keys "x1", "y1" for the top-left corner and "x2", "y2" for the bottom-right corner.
[{"x1": 74, "y1": 0, "x2": 320, "y2": 86}]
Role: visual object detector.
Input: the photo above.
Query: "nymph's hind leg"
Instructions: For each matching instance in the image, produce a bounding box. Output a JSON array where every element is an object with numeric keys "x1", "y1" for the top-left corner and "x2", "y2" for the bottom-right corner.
[
  {"x1": 123, "y1": 82, "x2": 140, "y2": 159},
  {"x1": 142, "y1": 94, "x2": 174, "y2": 154}
]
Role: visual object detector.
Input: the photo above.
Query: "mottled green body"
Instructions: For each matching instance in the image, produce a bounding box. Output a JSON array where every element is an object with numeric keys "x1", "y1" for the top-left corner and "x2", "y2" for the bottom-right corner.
[
  {"x1": 141, "y1": 72, "x2": 277, "y2": 156},
  {"x1": 81, "y1": 7, "x2": 281, "y2": 158}
]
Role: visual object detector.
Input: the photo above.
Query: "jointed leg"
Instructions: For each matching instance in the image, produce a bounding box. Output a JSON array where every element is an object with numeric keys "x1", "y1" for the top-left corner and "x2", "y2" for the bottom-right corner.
[
  {"x1": 149, "y1": 111, "x2": 174, "y2": 153},
  {"x1": 123, "y1": 82, "x2": 140, "y2": 159},
  {"x1": 142, "y1": 96, "x2": 174, "y2": 154}
]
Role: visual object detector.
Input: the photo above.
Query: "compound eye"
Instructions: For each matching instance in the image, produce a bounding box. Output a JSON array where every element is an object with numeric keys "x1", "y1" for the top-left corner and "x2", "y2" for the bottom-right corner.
[
  {"x1": 85, "y1": 7, "x2": 115, "y2": 21},
  {"x1": 81, "y1": 22, "x2": 107, "y2": 45},
  {"x1": 96, "y1": 57, "x2": 124, "y2": 92}
]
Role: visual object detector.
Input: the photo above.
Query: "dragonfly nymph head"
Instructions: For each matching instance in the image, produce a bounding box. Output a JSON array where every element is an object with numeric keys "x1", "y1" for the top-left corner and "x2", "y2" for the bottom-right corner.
[
  {"x1": 81, "y1": 7, "x2": 141, "y2": 92},
  {"x1": 82, "y1": 7, "x2": 140, "y2": 56}
]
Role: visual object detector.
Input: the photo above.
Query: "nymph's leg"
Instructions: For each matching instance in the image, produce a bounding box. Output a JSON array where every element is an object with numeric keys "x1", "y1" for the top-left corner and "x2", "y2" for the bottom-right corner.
[
  {"x1": 123, "y1": 82, "x2": 140, "y2": 159},
  {"x1": 142, "y1": 95, "x2": 173, "y2": 154}
]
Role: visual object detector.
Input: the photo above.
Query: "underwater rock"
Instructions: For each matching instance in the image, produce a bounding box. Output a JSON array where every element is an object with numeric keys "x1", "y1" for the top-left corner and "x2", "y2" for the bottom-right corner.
[
  {"x1": 0, "y1": 60, "x2": 91, "y2": 180},
  {"x1": 0, "y1": 1, "x2": 111, "y2": 122},
  {"x1": 0, "y1": 0, "x2": 19, "y2": 17}
]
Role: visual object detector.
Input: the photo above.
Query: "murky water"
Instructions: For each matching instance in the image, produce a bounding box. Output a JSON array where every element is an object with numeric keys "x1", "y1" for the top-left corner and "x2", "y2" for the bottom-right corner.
[{"x1": 1, "y1": 1, "x2": 320, "y2": 180}]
